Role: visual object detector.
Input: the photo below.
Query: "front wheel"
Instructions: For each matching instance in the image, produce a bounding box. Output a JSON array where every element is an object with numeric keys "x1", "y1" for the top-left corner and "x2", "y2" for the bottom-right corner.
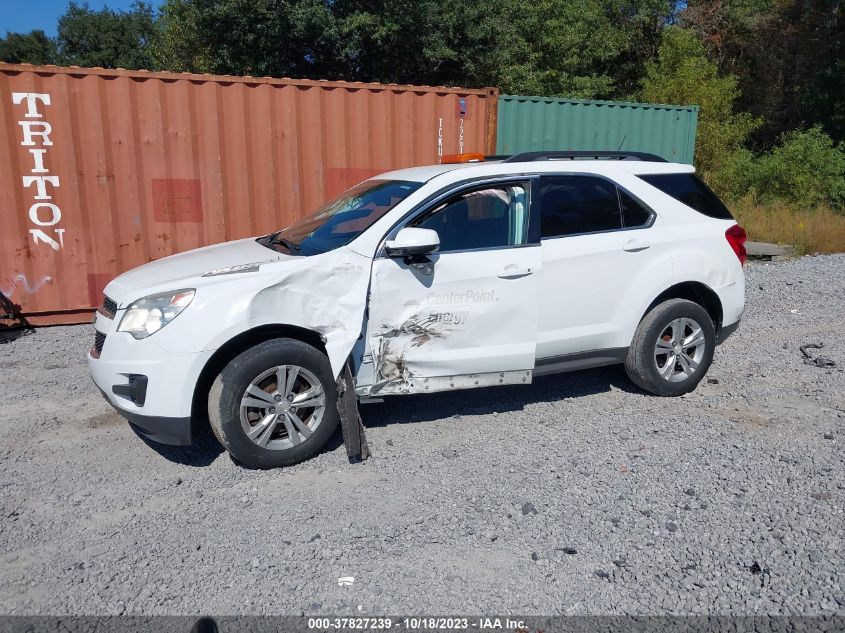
[
  {"x1": 208, "y1": 338, "x2": 340, "y2": 468},
  {"x1": 625, "y1": 298, "x2": 716, "y2": 397}
]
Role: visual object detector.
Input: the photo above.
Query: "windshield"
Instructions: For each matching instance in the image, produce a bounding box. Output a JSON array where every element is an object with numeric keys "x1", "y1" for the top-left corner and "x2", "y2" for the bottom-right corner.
[{"x1": 261, "y1": 179, "x2": 422, "y2": 256}]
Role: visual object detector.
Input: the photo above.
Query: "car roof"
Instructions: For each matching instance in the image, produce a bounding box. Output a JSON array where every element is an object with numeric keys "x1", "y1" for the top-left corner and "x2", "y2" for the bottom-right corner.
[
  {"x1": 374, "y1": 163, "x2": 476, "y2": 182},
  {"x1": 374, "y1": 159, "x2": 695, "y2": 184}
]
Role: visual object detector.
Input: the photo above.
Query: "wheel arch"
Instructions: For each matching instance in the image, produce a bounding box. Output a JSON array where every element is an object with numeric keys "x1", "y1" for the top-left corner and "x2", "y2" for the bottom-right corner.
[
  {"x1": 641, "y1": 281, "x2": 723, "y2": 333},
  {"x1": 190, "y1": 324, "x2": 329, "y2": 426}
]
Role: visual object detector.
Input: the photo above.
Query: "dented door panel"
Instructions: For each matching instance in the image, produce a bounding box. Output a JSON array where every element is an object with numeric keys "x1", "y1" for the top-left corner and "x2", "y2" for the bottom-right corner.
[{"x1": 362, "y1": 247, "x2": 541, "y2": 395}]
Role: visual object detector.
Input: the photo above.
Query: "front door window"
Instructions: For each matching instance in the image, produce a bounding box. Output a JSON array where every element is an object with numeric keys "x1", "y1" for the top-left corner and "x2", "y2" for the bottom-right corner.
[{"x1": 412, "y1": 184, "x2": 529, "y2": 251}]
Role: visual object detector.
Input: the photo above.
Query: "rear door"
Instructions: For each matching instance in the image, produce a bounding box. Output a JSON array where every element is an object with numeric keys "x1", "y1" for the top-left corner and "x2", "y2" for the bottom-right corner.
[
  {"x1": 535, "y1": 174, "x2": 672, "y2": 362},
  {"x1": 363, "y1": 178, "x2": 541, "y2": 395}
]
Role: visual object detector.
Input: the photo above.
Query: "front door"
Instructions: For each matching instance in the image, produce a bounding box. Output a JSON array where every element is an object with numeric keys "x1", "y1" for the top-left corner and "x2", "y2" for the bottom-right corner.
[{"x1": 363, "y1": 180, "x2": 541, "y2": 395}]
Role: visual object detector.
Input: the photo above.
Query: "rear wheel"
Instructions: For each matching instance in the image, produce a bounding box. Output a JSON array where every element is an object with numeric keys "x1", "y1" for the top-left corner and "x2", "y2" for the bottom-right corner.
[
  {"x1": 625, "y1": 298, "x2": 715, "y2": 397},
  {"x1": 208, "y1": 338, "x2": 339, "y2": 468}
]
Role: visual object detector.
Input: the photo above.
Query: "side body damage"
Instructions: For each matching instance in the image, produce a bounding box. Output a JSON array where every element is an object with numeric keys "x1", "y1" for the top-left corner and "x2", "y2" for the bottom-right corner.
[{"x1": 356, "y1": 250, "x2": 540, "y2": 397}]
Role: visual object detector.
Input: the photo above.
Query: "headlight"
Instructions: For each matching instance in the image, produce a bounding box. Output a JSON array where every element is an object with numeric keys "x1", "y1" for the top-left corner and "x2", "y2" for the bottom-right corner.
[{"x1": 118, "y1": 289, "x2": 195, "y2": 339}]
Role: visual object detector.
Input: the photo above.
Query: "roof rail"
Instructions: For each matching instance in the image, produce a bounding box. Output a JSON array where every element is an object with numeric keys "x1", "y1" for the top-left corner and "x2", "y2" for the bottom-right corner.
[{"x1": 502, "y1": 150, "x2": 668, "y2": 163}]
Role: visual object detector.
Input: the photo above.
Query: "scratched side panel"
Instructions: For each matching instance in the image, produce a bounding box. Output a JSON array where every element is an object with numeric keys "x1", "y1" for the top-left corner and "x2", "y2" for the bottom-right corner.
[
  {"x1": 362, "y1": 248, "x2": 541, "y2": 395},
  {"x1": 0, "y1": 63, "x2": 498, "y2": 324}
]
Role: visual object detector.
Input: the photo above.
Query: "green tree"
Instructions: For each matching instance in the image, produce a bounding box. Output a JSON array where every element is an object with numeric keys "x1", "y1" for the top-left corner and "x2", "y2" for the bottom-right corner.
[
  {"x1": 57, "y1": 1, "x2": 158, "y2": 69},
  {"x1": 681, "y1": 0, "x2": 773, "y2": 73},
  {"x1": 483, "y1": 0, "x2": 679, "y2": 98},
  {"x1": 332, "y1": 0, "x2": 677, "y2": 95},
  {"x1": 0, "y1": 30, "x2": 57, "y2": 64},
  {"x1": 154, "y1": 0, "x2": 339, "y2": 76},
  {"x1": 328, "y1": 0, "x2": 493, "y2": 85},
  {"x1": 152, "y1": 0, "x2": 677, "y2": 97},
  {"x1": 149, "y1": 0, "x2": 210, "y2": 72},
  {"x1": 683, "y1": 0, "x2": 845, "y2": 146},
  {"x1": 641, "y1": 26, "x2": 758, "y2": 181}
]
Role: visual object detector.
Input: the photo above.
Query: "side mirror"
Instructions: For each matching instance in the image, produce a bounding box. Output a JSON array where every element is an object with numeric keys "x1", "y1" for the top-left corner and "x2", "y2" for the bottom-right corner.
[{"x1": 384, "y1": 227, "x2": 440, "y2": 258}]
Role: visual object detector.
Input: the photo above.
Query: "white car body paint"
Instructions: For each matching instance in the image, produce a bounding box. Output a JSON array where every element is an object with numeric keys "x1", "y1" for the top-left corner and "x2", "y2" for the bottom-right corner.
[
  {"x1": 88, "y1": 157, "x2": 745, "y2": 433},
  {"x1": 94, "y1": 239, "x2": 373, "y2": 418},
  {"x1": 536, "y1": 214, "x2": 674, "y2": 359},
  {"x1": 365, "y1": 243, "x2": 541, "y2": 394}
]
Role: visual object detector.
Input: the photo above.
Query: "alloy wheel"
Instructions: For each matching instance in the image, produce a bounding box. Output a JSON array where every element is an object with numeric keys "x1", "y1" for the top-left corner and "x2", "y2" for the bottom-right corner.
[
  {"x1": 653, "y1": 317, "x2": 706, "y2": 383},
  {"x1": 239, "y1": 365, "x2": 326, "y2": 450}
]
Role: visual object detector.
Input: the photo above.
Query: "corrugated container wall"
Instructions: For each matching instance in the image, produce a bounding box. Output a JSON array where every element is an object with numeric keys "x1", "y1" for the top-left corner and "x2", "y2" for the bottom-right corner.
[
  {"x1": 0, "y1": 64, "x2": 498, "y2": 325},
  {"x1": 497, "y1": 95, "x2": 698, "y2": 164}
]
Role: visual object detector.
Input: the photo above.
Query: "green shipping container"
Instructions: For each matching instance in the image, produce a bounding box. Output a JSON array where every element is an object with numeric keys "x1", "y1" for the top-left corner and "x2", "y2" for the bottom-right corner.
[{"x1": 496, "y1": 95, "x2": 699, "y2": 164}]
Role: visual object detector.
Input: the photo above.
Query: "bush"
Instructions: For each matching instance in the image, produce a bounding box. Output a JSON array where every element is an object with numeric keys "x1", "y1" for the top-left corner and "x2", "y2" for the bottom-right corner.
[
  {"x1": 708, "y1": 148, "x2": 757, "y2": 202},
  {"x1": 755, "y1": 128, "x2": 845, "y2": 209},
  {"x1": 713, "y1": 128, "x2": 845, "y2": 211}
]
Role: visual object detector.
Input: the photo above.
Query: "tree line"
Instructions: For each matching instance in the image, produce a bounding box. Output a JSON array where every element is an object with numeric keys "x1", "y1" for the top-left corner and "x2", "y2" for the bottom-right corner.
[{"x1": 2, "y1": 0, "x2": 844, "y2": 219}]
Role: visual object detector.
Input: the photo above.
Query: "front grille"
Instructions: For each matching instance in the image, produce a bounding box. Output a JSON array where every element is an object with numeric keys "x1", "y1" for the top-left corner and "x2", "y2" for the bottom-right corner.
[
  {"x1": 93, "y1": 331, "x2": 106, "y2": 356},
  {"x1": 100, "y1": 295, "x2": 117, "y2": 319}
]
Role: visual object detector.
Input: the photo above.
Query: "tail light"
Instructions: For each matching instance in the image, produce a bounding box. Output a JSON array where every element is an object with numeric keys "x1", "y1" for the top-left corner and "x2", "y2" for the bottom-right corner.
[{"x1": 725, "y1": 224, "x2": 747, "y2": 265}]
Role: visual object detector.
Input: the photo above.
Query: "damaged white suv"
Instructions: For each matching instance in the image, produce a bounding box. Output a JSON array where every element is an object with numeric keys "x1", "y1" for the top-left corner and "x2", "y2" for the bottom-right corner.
[{"x1": 89, "y1": 151, "x2": 746, "y2": 469}]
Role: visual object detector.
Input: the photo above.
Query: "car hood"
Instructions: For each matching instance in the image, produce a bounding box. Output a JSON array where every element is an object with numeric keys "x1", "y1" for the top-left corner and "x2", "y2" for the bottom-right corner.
[{"x1": 105, "y1": 237, "x2": 290, "y2": 306}]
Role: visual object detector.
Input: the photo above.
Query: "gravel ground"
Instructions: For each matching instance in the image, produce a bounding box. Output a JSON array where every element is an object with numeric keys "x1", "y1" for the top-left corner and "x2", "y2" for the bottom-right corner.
[{"x1": 1, "y1": 255, "x2": 843, "y2": 616}]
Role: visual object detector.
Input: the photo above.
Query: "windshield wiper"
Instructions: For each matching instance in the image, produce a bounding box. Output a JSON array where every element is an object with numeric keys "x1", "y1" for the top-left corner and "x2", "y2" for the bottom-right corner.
[{"x1": 266, "y1": 234, "x2": 301, "y2": 254}]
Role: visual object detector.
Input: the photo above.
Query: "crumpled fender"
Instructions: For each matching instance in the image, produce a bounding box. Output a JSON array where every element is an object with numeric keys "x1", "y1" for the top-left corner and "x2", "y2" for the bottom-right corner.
[{"x1": 246, "y1": 249, "x2": 372, "y2": 378}]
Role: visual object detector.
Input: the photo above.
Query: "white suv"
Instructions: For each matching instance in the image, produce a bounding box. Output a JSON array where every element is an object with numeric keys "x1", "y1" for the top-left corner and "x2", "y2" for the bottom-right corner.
[{"x1": 88, "y1": 151, "x2": 746, "y2": 469}]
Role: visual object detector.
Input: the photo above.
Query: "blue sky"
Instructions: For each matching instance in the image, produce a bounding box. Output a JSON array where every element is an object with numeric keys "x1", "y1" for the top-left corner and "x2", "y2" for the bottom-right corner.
[{"x1": 2, "y1": 1, "x2": 163, "y2": 37}]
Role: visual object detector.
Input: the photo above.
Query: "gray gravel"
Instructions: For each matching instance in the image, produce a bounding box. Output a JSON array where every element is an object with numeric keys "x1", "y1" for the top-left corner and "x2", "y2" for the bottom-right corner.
[{"x1": 1, "y1": 255, "x2": 843, "y2": 616}]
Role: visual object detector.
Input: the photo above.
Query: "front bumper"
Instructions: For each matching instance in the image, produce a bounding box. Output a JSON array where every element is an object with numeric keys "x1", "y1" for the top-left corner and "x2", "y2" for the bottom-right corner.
[
  {"x1": 88, "y1": 311, "x2": 213, "y2": 445},
  {"x1": 98, "y1": 388, "x2": 193, "y2": 446}
]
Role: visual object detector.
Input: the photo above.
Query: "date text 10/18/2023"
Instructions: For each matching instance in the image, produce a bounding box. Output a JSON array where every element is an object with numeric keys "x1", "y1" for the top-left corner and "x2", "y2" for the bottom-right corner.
[{"x1": 307, "y1": 618, "x2": 529, "y2": 631}]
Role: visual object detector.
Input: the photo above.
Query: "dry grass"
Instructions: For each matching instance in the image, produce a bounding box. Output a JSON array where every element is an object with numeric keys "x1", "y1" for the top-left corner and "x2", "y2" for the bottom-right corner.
[{"x1": 731, "y1": 196, "x2": 845, "y2": 255}]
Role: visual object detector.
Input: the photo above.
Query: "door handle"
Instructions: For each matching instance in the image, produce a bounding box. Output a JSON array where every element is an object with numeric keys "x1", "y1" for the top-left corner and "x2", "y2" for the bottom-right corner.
[
  {"x1": 623, "y1": 238, "x2": 651, "y2": 252},
  {"x1": 497, "y1": 264, "x2": 533, "y2": 279}
]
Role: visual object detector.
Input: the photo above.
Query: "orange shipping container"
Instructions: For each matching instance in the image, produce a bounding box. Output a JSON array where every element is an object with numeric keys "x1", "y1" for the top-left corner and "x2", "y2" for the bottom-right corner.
[{"x1": 0, "y1": 63, "x2": 498, "y2": 325}]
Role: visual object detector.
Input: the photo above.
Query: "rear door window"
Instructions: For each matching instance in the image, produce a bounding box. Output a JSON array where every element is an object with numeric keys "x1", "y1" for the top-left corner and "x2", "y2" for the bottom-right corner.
[
  {"x1": 539, "y1": 176, "x2": 622, "y2": 238},
  {"x1": 640, "y1": 173, "x2": 734, "y2": 219}
]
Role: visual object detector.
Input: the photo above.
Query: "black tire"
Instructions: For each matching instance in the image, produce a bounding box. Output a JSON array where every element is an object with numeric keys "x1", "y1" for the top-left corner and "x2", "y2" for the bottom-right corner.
[
  {"x1": 208, "y1": 338, "x2": 339, "y2": 469},
  {"x1": 625, "y1": 298, "x2": 716, "y2": 397}
]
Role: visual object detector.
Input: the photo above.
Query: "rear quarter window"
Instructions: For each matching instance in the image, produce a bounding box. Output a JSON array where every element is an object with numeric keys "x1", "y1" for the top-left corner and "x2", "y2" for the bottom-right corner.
[
  {"x1": 640, "y1": 173, "x2": 734, "y2": 220},
  {"x1": 619, "y1": 190, "x2": 652, "y2": 228}
]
